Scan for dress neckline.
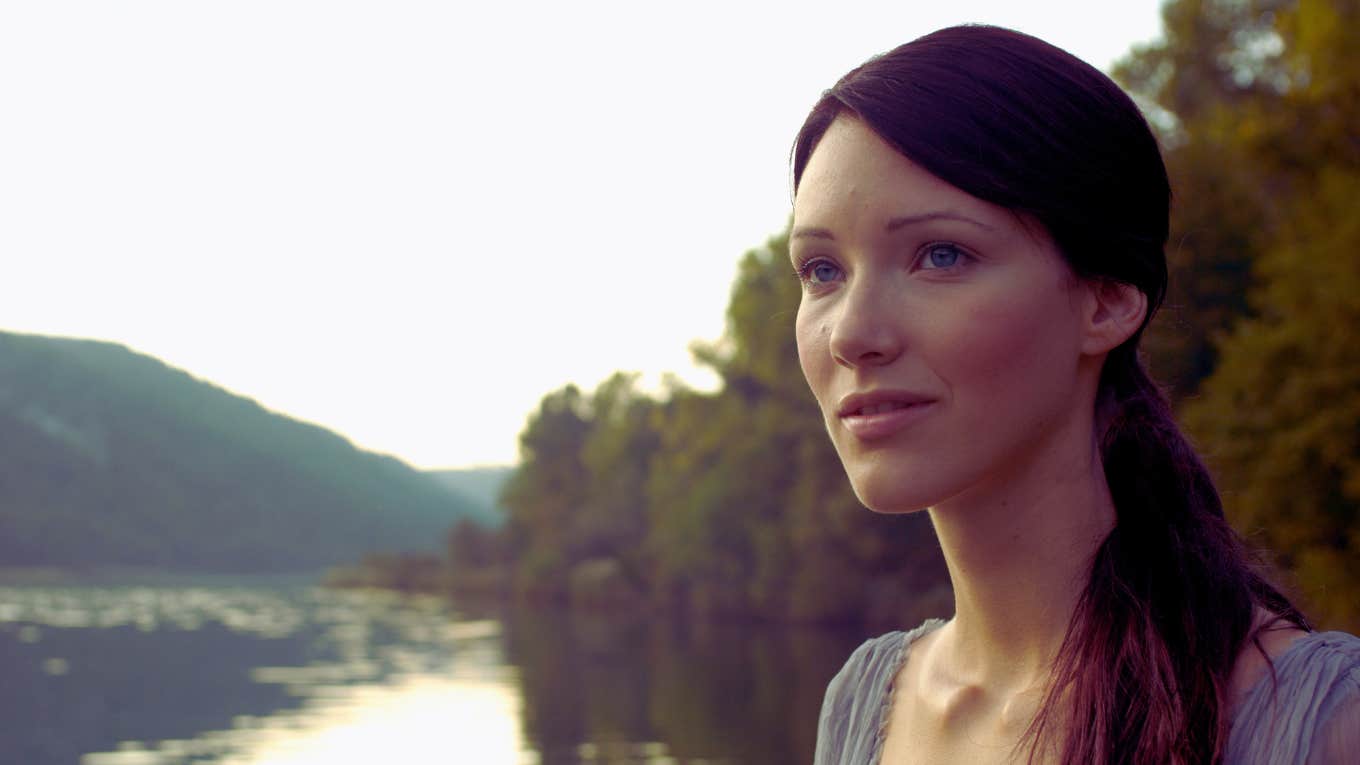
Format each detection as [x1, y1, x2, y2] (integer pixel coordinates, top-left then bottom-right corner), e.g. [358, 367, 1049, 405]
[871, 618, 1327, 764]
[870, 618, 946, 764]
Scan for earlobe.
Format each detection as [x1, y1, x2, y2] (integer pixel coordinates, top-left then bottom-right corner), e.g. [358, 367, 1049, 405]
[1081, 279, 1147, 355]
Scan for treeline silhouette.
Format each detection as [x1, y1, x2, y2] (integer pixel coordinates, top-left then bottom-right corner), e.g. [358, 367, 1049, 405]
[409, 0, 1360, 630]
[0, 332, 489, 571]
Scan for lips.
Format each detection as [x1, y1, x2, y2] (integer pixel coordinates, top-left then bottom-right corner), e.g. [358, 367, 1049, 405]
[837, 390, 935, 418]
[836, 390, 936, 440]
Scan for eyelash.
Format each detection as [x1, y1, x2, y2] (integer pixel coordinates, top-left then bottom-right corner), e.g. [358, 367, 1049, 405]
[793, 258, 840, 286]
[794, 242, 971, 288]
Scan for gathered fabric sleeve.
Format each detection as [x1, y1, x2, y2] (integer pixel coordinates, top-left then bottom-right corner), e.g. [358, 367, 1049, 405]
[815, 620, 945, 765]
[815, 631, 905, 765]
[1305, 695, 1360, 765]
[1226, 631, 1360, 765]
[1303, 648, 1360, 765]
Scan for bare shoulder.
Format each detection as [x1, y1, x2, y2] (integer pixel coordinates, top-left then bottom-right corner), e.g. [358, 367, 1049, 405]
[1224, 614, 1360, 762]
[1226, 608, 1310, 714]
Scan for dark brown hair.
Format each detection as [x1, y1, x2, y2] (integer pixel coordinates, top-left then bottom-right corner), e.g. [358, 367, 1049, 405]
[792, 25, 1309, 764]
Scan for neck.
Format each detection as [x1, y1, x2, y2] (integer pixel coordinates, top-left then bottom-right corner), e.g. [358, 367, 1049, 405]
[927, 420, 1115, 692]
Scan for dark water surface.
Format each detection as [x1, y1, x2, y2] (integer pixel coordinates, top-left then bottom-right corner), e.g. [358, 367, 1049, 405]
[0, 574, 865, 764]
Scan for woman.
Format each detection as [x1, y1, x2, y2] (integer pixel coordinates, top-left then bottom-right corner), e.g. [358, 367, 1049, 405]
[792, 25, 1360, 765]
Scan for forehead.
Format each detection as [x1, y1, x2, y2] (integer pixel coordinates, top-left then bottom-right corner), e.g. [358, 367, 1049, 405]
[793, 116, 1004, 230]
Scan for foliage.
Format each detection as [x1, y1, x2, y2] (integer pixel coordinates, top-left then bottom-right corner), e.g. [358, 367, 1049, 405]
[1114, 0, 1291, 398]
[324, 552, 447, 592]
[1119, 0, 1360, 628]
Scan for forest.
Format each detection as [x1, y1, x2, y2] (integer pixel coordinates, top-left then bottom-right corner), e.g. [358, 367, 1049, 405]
[436, 0, 1360, 631]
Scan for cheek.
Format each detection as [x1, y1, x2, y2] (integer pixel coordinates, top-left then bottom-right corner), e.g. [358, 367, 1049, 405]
[795, 303, 830, 399]
[942, 288, 1079, 407]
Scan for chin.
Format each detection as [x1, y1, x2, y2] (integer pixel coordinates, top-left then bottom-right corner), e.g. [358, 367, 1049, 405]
[845, 471, 941, 515]
[839, 444, 987, 514]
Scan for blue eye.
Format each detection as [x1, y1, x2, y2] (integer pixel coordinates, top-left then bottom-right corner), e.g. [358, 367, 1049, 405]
[797, 259, 843, 288]
[921, 243, 965, 270]
[811, 262, 842, 282]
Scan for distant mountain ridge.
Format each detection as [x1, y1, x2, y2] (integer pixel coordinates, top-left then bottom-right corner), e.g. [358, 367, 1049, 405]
[425, 466, 512, 524]
[0, 331, 483, 571]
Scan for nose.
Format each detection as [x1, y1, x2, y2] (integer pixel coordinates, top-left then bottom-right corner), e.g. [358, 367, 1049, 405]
[827, 277, 904, 369]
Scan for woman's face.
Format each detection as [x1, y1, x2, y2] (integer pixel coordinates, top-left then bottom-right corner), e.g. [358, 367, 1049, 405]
[792, 116, 1096, 513]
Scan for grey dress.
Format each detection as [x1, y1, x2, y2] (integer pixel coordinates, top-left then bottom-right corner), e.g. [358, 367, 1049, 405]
[815, 620, 1360, 764]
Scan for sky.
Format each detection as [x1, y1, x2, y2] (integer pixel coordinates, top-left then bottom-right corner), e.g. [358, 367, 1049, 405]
[1, 0, 1166, 470]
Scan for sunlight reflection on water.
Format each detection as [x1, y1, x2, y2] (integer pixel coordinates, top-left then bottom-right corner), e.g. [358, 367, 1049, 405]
[1, 579, 742, 765]
[78, 676, 534, 765]
[0, 581, 543, 764]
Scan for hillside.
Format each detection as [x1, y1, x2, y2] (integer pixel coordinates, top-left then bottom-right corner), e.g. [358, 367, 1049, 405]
[425, 466, 512, 525]
[0, 331, 480, 572]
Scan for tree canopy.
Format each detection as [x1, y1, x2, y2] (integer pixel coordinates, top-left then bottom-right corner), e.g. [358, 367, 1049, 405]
[1145, 0, 1360, 628]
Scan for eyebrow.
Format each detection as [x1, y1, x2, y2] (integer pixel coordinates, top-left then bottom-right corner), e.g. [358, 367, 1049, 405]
[791, 211, 995, 241]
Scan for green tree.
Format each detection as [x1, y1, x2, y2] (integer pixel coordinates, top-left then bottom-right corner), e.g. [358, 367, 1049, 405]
[1114, 0, 1295, 398]
[1185, 168, 1360, 629]
[499, 384, 592, 596]
[448, 516, 502, 571]
[575, 372, 657, 566]
[1172, 0, 1360, 629]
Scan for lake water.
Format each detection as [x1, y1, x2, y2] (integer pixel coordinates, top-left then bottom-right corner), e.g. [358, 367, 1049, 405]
[0, 575, 865, 765]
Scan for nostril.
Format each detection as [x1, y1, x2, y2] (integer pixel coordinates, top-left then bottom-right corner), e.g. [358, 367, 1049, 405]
[835, 338, 901, 368]
[827, 303, 904, 368]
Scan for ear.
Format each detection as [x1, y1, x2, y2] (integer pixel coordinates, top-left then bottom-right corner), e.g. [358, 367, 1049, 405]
[1080, 279, 1147, 356]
